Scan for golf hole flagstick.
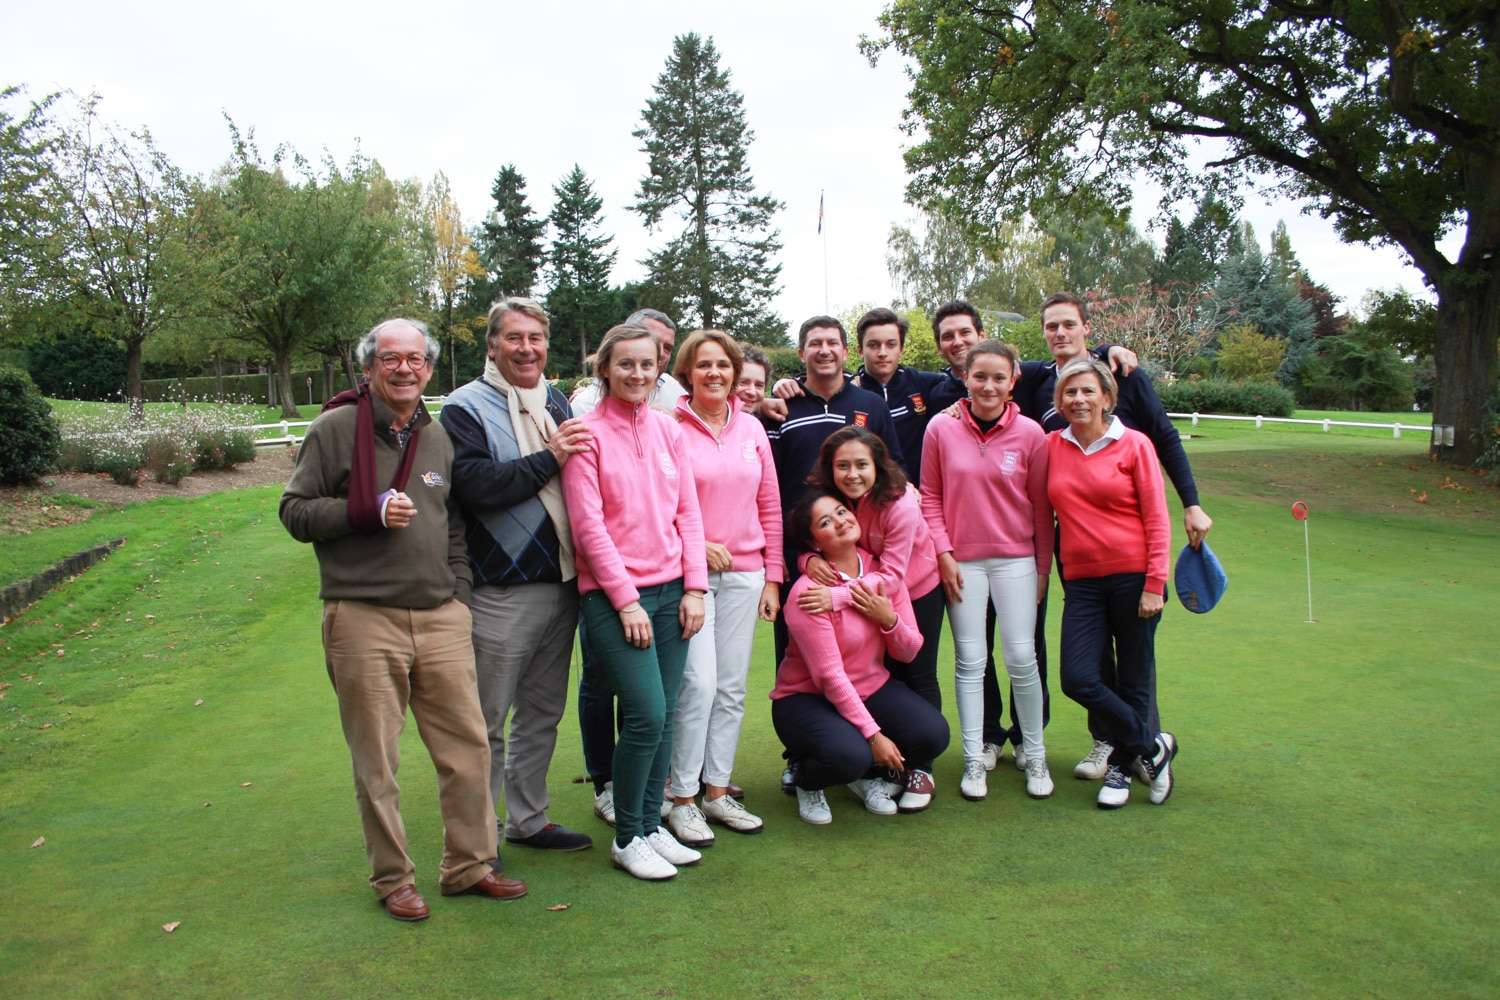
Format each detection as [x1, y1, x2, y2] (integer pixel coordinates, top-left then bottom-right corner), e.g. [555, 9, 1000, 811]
[1291, 500, 1315, 623]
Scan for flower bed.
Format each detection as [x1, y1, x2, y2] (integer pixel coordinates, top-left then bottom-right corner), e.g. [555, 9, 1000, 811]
[56, 406, 261, 485]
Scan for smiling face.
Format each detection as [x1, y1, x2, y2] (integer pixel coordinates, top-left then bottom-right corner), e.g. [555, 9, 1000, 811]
[688, 339, 735, 407]
[808, 494, 860, 554]
[799, 325, 848, 380]
[736, 361, 767, 410]
[860, 323, 904, 382]
[1060, 370, 1112, 432]
[365, 322, 433, 414]
[965, 352, 1016, 419]
[1043, 302, 1090, 364]
[831, 439, 877, 503]
[936, 313, 981, 371]
[605, 335, 658, 406]
[491, 309, 549, 389]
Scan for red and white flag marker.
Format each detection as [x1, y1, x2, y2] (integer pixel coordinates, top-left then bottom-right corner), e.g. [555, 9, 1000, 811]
[1292, 500, 1315, 623]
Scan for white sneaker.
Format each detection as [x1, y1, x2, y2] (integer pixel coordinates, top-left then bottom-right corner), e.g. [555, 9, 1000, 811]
[1133, 732, 1177, 805]
[980, 742, 1003, 771]
[1097, 764, 1131, 809]
[660, 796, 673, 820]
[796, 787, 832, 825]
[611, 835, 676, 880]
[1013, 744, 1029, 771]
[1074, 740, 1113, 780]
[594, 782, 616, 826]
[667, 803, 716, 847]
[1024, 755, 1054, 799]
[645, 826, 702, 866]
[847, 778, 898, 816]
[702, 794, 764, 833]
[959, 760, 988, 800]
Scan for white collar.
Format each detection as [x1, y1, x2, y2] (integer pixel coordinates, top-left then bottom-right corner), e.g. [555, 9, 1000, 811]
[1060, 415, 1125, 455]
[834, 553, 865, 582]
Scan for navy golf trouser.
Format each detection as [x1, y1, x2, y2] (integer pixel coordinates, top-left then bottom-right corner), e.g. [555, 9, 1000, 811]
[772, 677, 950, 791]
[1058, 572, 1159, 764]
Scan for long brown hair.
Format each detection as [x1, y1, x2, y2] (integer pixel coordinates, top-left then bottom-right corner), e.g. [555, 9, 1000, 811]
[808, 426, 907, 508]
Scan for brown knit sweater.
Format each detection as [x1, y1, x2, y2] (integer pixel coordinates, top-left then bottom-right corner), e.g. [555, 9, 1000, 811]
[279, 397, 471, 608]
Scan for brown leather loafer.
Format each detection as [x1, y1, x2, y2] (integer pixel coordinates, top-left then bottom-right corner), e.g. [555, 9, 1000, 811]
[380, 884, 430, 921]
[457, 871, 528, 901]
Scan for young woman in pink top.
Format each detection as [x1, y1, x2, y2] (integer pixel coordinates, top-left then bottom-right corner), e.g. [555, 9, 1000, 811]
[920, 341, 1055, 802]
[561, 323, 710, 881]
[1046, 357, 1178, 810]
[663, 330, 783, 847]
[798, 427, 945, 814]
[771, 492, 950, 825]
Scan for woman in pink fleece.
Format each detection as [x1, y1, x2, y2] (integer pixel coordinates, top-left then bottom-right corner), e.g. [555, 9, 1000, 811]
[771, 492, 950, 826]
[920, 341, 1055, 802]
[1046, 357, 1178, 811]
[561, 323, 710, 881]
[662, 329, 783, 847]
[799, 426, 944, 814]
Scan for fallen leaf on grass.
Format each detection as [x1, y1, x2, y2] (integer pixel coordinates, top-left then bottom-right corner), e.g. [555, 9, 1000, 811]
[240, 782, 253, 788]
[31, 836, 45, 848]
[55, 649, 65, 657]
[193, 698, 204, 707]
[162, 921, 181, 934]
[39, 723, 52, 730]
[202, 801, 212, 807]
[144, 614, 156, 624]
[545, 903, 570, 911]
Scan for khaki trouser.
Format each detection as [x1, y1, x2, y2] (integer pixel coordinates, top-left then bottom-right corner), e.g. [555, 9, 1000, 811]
[322, 598, 495, 898]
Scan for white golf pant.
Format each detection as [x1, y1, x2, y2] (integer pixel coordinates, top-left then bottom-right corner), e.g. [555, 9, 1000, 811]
[669, 569, 764, 798]
[949, 556, 1044, 766]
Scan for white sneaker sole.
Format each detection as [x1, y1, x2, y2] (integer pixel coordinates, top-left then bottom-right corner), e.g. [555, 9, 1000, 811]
[612, 856, 676, 880]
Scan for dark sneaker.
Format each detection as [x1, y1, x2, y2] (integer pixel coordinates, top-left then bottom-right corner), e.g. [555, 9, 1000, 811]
[507, 822, 594, 851]
[897, 768, 935, 813]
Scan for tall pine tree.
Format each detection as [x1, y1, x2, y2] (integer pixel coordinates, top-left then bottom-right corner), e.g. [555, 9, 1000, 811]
[471, 164, 545, 307]
[632, 33, 785, 344]
[545, 166, 617, 376]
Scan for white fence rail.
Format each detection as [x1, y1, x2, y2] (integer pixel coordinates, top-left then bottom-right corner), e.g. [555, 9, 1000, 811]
[251, 396, 449, 447]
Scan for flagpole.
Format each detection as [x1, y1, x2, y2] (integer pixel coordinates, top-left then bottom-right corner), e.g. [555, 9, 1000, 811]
[819, 189, 829, 314]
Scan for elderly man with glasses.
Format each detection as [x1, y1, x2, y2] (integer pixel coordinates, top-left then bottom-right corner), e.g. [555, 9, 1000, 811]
[280, 318, 526, 922]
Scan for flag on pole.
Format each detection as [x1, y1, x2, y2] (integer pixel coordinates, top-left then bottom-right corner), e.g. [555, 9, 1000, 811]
[817, 190, 824, 234]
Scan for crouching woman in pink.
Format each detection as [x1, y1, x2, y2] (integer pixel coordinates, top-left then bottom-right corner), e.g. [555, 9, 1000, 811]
[562, 323, 710, 880]
[771, 492, 950, 826]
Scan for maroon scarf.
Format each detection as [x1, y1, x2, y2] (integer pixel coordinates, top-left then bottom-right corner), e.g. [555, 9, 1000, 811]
[322, 382, 424, 534]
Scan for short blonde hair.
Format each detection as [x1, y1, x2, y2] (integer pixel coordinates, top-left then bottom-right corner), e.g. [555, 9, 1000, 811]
[1053, 357, 1117, 415]
[593, 323, 657, 393]
[673, 329, 744, 393]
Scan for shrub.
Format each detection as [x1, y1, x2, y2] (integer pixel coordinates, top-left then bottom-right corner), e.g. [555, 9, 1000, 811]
[100, 451, 143, 486]
[0, 366, 62, 485]
[1158, 378, 1295, 417]
[147, 436, 194, 485]
[1216, 324, 1287, 380]
[26, 330, 128, 400]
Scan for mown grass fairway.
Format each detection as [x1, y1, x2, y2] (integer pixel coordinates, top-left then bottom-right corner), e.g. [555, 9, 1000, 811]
[2, 425, 1496, 998]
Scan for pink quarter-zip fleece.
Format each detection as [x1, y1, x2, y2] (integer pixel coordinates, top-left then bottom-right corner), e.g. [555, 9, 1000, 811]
[673, 395, 785, 583]
[919, 399, 1053, 577]
[771, 548, 922, 738]
[562, 394, 708, 609]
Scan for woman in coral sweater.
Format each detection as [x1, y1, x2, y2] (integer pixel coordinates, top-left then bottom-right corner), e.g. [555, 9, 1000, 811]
[772, 491, 950, 826]
[1045, 357, 1178, 810]
[561, 323, 709, 880]
[919, 340, 1054, 803]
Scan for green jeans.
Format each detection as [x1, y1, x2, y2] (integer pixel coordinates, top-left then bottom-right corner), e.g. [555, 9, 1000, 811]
[579, 579, 687, 846]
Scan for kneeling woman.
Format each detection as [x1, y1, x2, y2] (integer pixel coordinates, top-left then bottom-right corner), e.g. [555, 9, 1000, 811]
[562, 323, 710, 879]
[1046, 357, 1178, 809]
[771, 492, 950, 825]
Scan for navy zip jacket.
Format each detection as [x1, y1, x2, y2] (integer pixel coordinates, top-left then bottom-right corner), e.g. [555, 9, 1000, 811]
[766, 374, 904, 511]
[851, 365, 945, 485]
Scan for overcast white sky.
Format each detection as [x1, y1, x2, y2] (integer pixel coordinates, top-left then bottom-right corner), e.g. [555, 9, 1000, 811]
[4, 0, 1443, 331]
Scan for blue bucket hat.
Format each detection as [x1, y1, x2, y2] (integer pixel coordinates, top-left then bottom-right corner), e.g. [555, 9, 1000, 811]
[1175, 540, 1227, 614]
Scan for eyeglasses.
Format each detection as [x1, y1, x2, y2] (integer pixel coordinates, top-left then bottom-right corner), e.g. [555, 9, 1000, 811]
[376, 352, 429, 371]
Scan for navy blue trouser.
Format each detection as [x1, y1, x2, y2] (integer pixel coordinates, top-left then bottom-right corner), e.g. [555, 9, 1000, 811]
[884, 584, 945, 772]
[771, 677, 950, 791]
[1058, 572, 1159, 763]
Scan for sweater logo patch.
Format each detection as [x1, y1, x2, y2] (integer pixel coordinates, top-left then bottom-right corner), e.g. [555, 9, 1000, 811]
[741, 439, 758, 463]
[852, 411, 869, 428]
[909, 393, 926, 415]
[659, 451, 678, 478]
[1000, 450, 1019, 475]
[420, 470, 447, 488]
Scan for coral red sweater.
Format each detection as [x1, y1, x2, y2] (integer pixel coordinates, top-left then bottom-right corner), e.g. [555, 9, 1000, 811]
[1045, 421, 1170, 595]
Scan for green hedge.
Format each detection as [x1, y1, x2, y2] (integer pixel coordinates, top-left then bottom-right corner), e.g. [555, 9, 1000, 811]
[1158, 378, 1295, 417]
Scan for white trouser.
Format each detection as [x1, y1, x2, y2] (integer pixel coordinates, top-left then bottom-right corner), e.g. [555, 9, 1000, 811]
[948, 556, 1043, 766]
[669, 569, 765, 798]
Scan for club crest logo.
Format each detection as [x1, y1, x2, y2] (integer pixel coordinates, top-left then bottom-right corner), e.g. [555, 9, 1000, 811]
[741, 439, 758, 463]
[910, 393, 927, 415]
[1000, 450, 1019, 475]
[659, 451, 678, 478]
[420, 470, 447, 487]
[852, 411, 869, 428]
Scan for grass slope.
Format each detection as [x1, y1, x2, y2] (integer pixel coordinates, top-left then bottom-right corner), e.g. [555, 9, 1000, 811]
[1, 428, 1496, 999]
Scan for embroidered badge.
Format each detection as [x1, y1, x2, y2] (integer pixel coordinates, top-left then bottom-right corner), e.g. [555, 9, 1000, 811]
[659, 451, 678, 477]
[910, 393, 927, 415]
[420, 470, 447, 487]
[741, 439, 758, 463]
[1000, 450, 1019, 475]
[852, 411, 869, 428]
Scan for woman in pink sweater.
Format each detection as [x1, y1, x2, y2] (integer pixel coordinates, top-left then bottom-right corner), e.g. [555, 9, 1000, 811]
[799, 426, 944, 814]
[920, 340, 1055, 802]
[663, 329, 783, 847]
[1045, 357, 1178, 810]
[562, 323, 710, 881]
[771, 492, 950, 826]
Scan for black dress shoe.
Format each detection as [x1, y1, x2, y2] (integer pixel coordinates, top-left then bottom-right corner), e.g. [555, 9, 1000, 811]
[506, 822, 594, 851]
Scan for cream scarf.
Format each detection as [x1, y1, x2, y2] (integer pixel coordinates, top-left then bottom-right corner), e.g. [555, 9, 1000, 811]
[483, 358, 575, 580]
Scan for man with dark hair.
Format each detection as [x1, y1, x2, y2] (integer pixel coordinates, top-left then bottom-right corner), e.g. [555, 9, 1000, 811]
[849, 307, 946, 483]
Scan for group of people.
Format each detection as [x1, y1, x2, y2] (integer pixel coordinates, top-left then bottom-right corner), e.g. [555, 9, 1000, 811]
[281, 291, 1213, 915]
